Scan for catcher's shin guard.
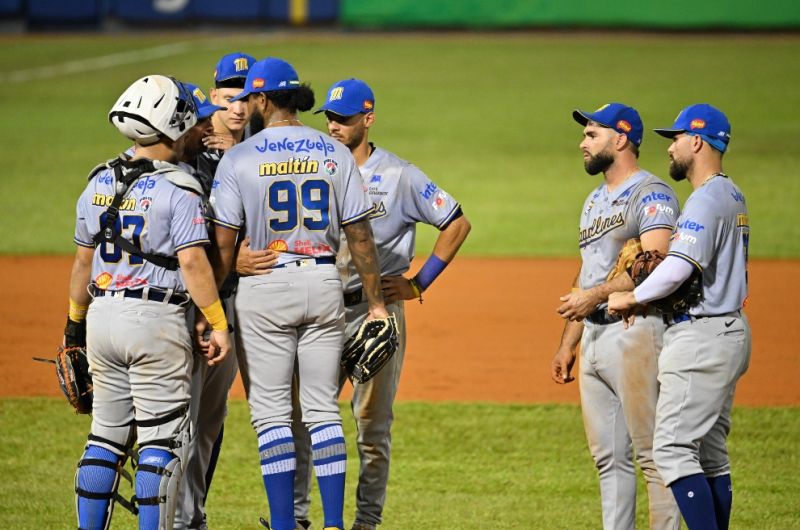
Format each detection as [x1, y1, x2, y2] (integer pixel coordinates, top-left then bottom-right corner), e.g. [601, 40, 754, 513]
[134, 407, 192, 530]
[75, 433, 137, 530]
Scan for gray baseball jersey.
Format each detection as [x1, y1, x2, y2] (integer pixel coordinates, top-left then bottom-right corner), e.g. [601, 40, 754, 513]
[209, 126, 372, 264]
[74, 168, 209, 292]
[666, 175, 749, 316]
[341, 145, 462, 293]
[579, 170, 680, 292]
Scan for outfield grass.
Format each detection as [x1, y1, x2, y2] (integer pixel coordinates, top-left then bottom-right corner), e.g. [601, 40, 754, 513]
[0, 399, 798, 529]
[0, 33, 799, 257]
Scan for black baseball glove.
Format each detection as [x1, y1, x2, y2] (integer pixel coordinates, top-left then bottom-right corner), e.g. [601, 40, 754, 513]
[341, 316, 399, 384]
[627, 250, 702, 313]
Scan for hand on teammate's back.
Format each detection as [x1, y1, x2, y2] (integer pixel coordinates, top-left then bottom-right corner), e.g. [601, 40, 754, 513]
[380, 275, 418, 304]
[235, 237, 279, 275]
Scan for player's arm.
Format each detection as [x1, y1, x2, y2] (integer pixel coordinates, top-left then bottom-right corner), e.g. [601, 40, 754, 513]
[179, 245, 231, 365]
[63, 245, 94, 349]
[551, 267, 583, 384]
[381, 214, 472, 303]
[234, 236, 278, 276]
[343, 219, 389, 319]
[557, 228, 672, 321]
[209, 225, 238, 289]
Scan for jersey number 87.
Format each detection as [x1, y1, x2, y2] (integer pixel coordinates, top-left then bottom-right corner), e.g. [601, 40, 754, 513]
[269, 179, 330, 233]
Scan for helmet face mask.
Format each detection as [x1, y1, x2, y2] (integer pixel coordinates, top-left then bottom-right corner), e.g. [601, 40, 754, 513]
[109, 75, 198, 146]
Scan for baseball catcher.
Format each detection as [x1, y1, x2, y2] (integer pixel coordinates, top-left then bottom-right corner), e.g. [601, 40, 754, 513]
[341, 316, 399, 384]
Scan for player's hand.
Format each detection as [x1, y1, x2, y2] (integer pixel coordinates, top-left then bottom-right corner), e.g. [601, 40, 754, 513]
[207, 329, 231, 366]
[203, 132, 236, 153]
[557, 289, 600, 321]
[380, 275, 418, 304]
[608, 291, 639, 329]
[194, 312, 212, 356]
[551, 347, 577, 384]
[366, 305, 390, 321]
[235, 237, 278, 275]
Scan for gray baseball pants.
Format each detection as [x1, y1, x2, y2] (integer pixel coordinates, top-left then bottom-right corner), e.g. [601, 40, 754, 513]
[293, 299, 406, 528]
[653, 311, 751, 486]
[580, 316, 681, 530]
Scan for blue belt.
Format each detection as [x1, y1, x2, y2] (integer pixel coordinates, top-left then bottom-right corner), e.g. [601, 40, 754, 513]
[662, 311, 691, 326]
[272, 257, 336, 269]
[95, 288, 187, 306]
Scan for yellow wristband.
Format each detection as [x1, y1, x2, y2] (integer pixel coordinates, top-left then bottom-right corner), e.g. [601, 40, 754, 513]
[69, 297, 90, 323]
[572, 287, 580, 293]
[409, 278, 422, 298]
[199, 300, 228, 332]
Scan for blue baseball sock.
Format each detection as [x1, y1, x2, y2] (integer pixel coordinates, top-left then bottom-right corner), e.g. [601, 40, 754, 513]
[136, 448, 173, 530]
[204, 423, 225, 504]
[311, 424, 347, 530]
[670, 473, 719, 530]
[77, 445, 119, 530]
[707, 474, 733, 530]
[259, 426, 297, 530]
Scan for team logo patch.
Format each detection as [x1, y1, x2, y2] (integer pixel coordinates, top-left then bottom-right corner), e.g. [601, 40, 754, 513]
[370, 175, 382, 183]
[192, 87, 207, 103]
[324, 158, 339, 176]
[690, 119, 706, 130]
[252, 78, 265, 89]
[364, 100, 373, 111]
[432, 191, 448, 210]
[140, 196, 153, 213]
[234, 57, 248, 71]
[278, 81, 286, 87]
[645, 203, 673, 217]
[616, 120, 632, 132]
[370, 201, 388, 220]
[95, 272, 113, 291]
[330, 87, 344, 101]
[268, 240, 288, 252]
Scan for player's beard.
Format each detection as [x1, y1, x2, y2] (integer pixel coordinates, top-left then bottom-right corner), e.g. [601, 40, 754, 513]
[669, 156, 692, 182]
[584, 148, 614, 176]
[249, 111, 266, 135]
[338, 125, 365, 149]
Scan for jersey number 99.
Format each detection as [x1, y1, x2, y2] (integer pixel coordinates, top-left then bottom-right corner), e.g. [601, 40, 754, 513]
[268, 179, 330, 233]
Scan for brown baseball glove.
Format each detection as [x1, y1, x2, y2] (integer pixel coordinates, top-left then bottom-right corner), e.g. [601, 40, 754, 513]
[34, 345, 94, 415]
[607, 238, 644, 281]
[627, 250, 702, 312]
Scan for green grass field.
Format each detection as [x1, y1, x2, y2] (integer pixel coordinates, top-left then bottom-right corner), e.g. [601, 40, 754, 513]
[1, 399, 798, 530]
[0, 33, 799, 257]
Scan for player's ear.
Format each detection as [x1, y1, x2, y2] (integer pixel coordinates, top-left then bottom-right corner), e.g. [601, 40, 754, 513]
[209, 87, 217, 103]
[364, 112, 375, 129]
[615, 132, 629, 152]
[691, 134, 704, 154]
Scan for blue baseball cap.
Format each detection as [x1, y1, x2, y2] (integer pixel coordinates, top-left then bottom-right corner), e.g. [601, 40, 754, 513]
[654, 104, 731, 153]
[313, 79, 375, 116]
[573, 103, 644, 147]
[230, 58, 301, 102]
[186, 83, 226, 119]
[214, 52, 257, 85]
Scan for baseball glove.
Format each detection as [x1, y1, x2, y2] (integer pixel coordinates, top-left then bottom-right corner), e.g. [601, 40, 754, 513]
[341, 316, 399, 384]
[627, 250, 702, 313]
[607, 238, 643, 281]
[34, 346, 94, 414]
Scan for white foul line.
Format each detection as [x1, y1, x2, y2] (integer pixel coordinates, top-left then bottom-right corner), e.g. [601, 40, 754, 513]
[0, 42, 193, 84]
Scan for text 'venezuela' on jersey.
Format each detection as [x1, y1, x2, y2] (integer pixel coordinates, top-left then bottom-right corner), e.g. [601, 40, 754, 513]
[579, 170, 681, 293]
[74, 170, 210, 293]
[207, 126, 373, 266]
[339, 146, 462, 293]
[667, 176, 749, 316]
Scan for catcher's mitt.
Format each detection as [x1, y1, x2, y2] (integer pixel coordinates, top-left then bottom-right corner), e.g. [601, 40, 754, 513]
[34, 346, 94, 414]
[341, 316, 399, 384]
[607, 238, 643, 281]
[627, 250, 702, 313]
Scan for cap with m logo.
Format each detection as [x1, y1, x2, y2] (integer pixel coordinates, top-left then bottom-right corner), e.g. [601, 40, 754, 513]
[314, 79, 375, 116]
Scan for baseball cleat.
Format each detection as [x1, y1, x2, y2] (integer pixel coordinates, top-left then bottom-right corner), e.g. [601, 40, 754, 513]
[297, 520, 313, 530]
[351, 524, 375, 530]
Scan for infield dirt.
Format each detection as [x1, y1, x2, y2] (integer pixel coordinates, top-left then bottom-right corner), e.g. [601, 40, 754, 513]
[2, 256, 796, 406]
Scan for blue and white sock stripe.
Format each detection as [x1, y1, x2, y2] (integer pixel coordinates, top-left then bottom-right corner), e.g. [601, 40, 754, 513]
[310, 424, 345, 445]
[315, 459, 347, 477]
[258, 426, 296, 476]
[311, 425, 346, 477]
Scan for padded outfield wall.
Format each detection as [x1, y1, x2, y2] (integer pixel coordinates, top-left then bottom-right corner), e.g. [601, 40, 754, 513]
[341, 0, 800, 29]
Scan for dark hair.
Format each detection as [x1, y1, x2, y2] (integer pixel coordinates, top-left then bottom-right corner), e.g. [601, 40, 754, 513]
[216, 78, 246, 90]
[263, 83, 315, 113]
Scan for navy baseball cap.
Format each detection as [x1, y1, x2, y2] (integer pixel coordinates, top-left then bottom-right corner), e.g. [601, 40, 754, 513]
[214, 52, 257, 85]
[654, 104, 731, 153]
[230, 58, 300, 102]
[186, 83, 226, 119]
[313, 79, 375, 116]
[573, 103, 644, 147]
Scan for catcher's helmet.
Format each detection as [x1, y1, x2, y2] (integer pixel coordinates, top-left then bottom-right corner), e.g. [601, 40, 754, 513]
[109, 75, 198, 146]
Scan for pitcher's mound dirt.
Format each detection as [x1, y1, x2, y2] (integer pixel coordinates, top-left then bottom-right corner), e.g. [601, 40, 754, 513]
[2, 256, 795, 406]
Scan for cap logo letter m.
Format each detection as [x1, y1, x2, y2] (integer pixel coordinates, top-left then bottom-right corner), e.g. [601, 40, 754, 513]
[193, 87, 207, 103]
[234, 58, 248, 71]
[330, 87, 344, 101]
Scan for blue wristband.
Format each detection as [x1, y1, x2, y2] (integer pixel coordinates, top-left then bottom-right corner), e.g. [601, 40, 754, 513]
[414, 255, 448, 292]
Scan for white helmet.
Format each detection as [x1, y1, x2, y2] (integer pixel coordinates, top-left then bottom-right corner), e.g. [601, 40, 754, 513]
[108, 75, 197, 146]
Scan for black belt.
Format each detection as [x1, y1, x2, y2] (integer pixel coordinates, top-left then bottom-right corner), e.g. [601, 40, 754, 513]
[219, 288, 236, 300]
[95, 289, 187, 306]
[272, 257, 336, 269]
[344, 289, 365, 307]
[663, 311, 691, 326]
[585, 308, 622, 326]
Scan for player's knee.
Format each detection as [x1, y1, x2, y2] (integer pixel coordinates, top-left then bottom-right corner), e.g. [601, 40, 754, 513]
[136, 448, 183, 530]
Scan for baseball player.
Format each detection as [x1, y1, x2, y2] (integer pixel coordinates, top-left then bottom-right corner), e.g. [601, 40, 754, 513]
[205, 52, 257, 153]
[207, 58, 389, 530]
[550, 104, 682, 529]
[609, 104, 751, 530]
[291, 79, 471, 530]
[68, 75, 231, 530]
